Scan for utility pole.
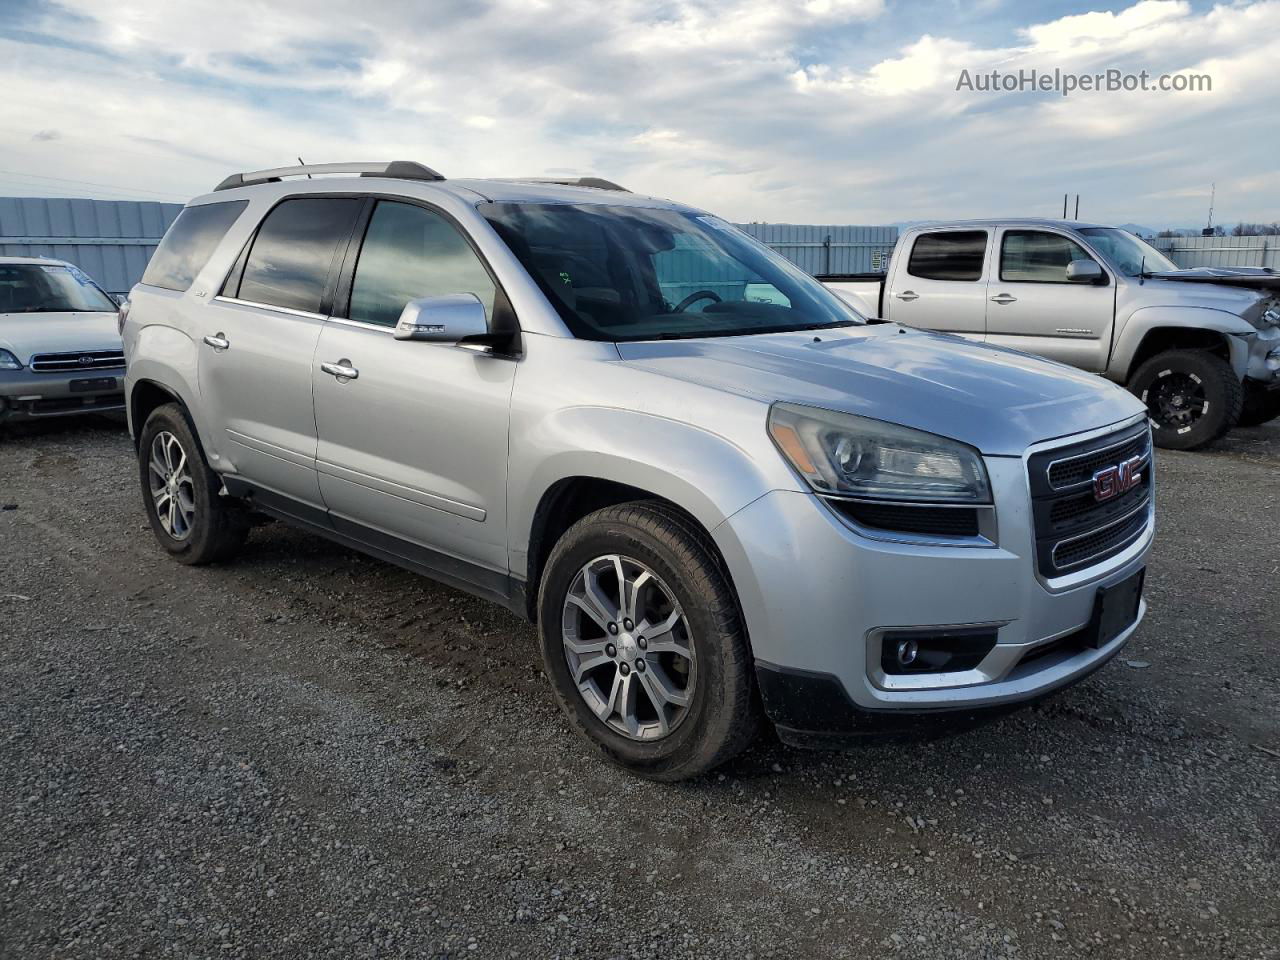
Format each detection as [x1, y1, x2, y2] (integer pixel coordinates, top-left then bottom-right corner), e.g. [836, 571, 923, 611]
[1074, 194, 1080, 220]
[1063, 193, 1068, 218]
[1201, 183, 1216, 236]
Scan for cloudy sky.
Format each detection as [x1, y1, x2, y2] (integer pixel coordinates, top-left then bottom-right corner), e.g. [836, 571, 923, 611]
[0, 0, 1276, 227]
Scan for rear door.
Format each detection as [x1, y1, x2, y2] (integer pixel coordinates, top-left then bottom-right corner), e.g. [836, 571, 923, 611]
[985, 228, 1116, 372]
[202, 196, 364, 514]
[885, 229, 992, 340]
[312, 198, 516, 582]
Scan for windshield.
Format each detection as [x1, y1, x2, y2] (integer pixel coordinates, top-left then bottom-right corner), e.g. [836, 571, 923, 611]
[481, 202, 862, 341]
[1077, 228, 1177, 277]
[0, 263, 117, 314]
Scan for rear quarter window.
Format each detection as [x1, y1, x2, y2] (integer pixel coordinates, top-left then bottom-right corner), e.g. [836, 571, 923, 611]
[906, 231, 989, 282]
[141, 200, 248, 292]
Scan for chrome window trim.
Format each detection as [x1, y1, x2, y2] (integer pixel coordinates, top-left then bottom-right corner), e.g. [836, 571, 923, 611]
[211, 295, 327, 321]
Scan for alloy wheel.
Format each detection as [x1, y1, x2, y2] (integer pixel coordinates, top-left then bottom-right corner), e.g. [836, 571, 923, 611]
[561, 554, 696, 741]
[148, 430, 196, 541]
[1143, 369, 1208, 433]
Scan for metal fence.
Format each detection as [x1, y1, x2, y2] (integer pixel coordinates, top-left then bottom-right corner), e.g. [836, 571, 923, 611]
[0, 197, 183, 296]
[734, 223, 899, 275]
[1149, 236, 1279, 270]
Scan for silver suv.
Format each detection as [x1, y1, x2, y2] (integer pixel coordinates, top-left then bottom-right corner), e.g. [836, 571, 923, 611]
[123, 161, 1154, 780]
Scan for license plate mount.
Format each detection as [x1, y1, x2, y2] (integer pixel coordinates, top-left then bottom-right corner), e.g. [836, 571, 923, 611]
[1086, 568, 1145, 649]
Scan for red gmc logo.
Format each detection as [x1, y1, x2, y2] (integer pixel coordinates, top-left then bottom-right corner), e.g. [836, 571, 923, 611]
[1093, 455, 1143, 502]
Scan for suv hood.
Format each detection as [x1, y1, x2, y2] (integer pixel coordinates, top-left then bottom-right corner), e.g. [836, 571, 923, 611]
[0, 312, 122, 364]
[616, 325, 1144, 456]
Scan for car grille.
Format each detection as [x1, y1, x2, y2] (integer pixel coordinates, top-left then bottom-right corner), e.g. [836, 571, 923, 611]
[1028, 422, 1153, 578]
[29, 350, 126, 373]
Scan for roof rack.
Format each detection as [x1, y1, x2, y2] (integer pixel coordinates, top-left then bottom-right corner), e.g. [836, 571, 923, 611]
[214, 161, 445, 192]
[504, 177, 630, 193]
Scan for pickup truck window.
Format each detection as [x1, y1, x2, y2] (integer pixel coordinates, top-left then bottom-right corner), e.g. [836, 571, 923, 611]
[481, 202, 858, 341]
[906, 231, 987, 282]
[349, 201, 497, 327]
[1000, 230, 1094, 283]
[1076, 228, 1177, 277]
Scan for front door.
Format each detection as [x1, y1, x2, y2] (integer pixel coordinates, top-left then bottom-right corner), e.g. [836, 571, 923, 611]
[984, 228, 1117, 372]
[312, 199, 516, 583]
[201, 196, 364, 512]
[886, 229, 992, 340]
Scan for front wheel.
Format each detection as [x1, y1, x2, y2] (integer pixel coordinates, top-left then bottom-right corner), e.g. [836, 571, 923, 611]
[537, 502, 760, 781]
[137, 403, 248, 564]
[1127, 350, 1243, 450]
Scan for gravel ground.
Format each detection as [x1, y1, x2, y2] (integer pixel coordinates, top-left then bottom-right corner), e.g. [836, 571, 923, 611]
[0, 416, 1277, 959]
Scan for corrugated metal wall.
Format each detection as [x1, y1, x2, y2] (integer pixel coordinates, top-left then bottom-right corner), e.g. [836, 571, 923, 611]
[1149, 236, 1280, 270]
[0, 197, 183, 296]
[734, 223, 899, 275]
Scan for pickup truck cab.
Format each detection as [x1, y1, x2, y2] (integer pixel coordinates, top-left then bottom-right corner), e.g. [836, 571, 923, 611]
[823, 219, 1280, 449]
[123, 165, 1154, 780]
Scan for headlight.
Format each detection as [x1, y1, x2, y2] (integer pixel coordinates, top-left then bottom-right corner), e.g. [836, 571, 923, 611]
[0, 349, 23, 371]
[768, 403, 991, 503]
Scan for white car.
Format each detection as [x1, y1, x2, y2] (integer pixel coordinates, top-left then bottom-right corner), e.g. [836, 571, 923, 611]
[0, 256, 126, 422]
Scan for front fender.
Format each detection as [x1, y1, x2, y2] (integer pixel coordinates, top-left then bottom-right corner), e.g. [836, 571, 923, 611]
[1110, 306, 1253, 381]
[508, 404, 796, 577]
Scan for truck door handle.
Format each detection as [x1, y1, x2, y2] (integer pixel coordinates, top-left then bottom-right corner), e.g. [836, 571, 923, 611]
[320, 359, 359, 381]
[895, 291, 919, 302]
[990, 294, 1018, 305]
[202, 333, 230, 351]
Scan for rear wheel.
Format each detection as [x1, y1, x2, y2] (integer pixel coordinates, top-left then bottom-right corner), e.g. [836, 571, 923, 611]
[1238, 382, 1280, 428]
[137, 403, 248, 564]
[537, 502, 760, 781]
[1127, 350, 1242, 450]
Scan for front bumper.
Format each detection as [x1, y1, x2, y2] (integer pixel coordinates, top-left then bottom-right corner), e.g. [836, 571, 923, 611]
[0, 367, 125, 419]
[714, 419, 1153, 737]
[1244, 325, 1280, 383]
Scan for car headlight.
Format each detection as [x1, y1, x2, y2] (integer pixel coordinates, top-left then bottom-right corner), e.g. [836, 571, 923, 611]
[768, 403, 991, 503]
[0, 349, 23, 371]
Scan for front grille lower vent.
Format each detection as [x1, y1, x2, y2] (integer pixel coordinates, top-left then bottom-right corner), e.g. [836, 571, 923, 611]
[830, 499, 981, 538]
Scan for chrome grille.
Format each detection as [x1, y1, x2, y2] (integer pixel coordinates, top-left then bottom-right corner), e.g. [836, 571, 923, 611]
[1028, 423, 1153, 578]
[29, 350, 126, 373]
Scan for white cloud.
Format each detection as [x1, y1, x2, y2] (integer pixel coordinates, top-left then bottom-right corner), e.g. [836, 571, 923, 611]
[0, 0, 1276, 227]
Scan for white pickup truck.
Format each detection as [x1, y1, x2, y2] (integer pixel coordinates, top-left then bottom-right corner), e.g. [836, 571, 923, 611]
[822, 219, 1280, 449]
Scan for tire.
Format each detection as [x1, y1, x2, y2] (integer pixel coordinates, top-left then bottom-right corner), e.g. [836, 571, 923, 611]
[137, 403, 248, 564]
[537, 501, 760, 781]
[1238, 382, 1280, 428]
[1127, 350, 1243, 451]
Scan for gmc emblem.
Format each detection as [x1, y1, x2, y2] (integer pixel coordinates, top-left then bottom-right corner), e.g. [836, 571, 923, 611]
[1093, 455, 1143, 502]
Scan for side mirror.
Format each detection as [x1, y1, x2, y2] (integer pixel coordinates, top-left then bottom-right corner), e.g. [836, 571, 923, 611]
[1065, 259, 1105, 284]
[394, 294, 489, 344]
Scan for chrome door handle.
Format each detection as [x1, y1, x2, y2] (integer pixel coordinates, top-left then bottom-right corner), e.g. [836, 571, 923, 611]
[895, 291, 919, 302]
[990, 294, 1018, 305]
[320, 359, 359, 381]
[203, 333, 230, 350]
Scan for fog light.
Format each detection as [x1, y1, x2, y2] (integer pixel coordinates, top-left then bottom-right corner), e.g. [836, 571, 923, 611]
[880, 627, 999, 675]
[896, 638, 919, 667]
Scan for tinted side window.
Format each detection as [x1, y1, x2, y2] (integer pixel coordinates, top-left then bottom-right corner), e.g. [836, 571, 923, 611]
[141, 200, 247, 292]
[237, 198, 363, 313]
[348, 201, 496, 327]
[906, 231, 988, 282]
[1000, 231, 1094, 283]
